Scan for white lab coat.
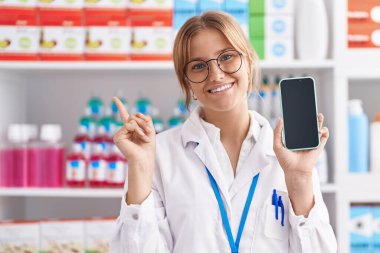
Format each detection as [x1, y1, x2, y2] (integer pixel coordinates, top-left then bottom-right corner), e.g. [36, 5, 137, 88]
[111, 107, 337, 253]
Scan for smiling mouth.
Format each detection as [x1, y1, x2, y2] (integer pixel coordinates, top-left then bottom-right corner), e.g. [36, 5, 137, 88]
[208, 82, 234, 93]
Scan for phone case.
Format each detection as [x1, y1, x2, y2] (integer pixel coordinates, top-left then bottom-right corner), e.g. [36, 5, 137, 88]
[279, 76, 320, 151]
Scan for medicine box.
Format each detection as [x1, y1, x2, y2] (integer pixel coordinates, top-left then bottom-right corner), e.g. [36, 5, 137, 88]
[350, 205, 372, 253]
[0, 221, 39, 253]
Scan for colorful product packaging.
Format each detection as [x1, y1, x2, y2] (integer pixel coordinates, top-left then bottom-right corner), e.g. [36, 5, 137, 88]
[129, 11, 173, 61]
[40, 220, 85, 253]
[39, 10, 85, 60]
[199, 0, 223, 12]
[350, 205, 372, 253]
[0, 9, 39, 60]
[84, 10, 130, 60]
[84, 0, 127, 10]
[129, 0, 173, 10]
[374, 206, 380, 253]
[249, 0, 294, 15]
[0, 221, 39, 253]
[84, 218, 116, 253]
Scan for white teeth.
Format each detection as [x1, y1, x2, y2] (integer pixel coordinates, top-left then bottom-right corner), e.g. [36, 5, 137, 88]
[209, 83, 233, 93]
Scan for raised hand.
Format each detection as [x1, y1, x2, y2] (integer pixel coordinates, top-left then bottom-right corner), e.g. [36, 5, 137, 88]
[112, 96, 156, 204]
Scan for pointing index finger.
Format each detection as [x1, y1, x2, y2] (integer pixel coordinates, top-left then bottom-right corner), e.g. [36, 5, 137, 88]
[113, 96, 129, 123]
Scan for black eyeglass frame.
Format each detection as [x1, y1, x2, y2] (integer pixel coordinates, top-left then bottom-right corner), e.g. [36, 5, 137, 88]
[183, 49, 243, 84]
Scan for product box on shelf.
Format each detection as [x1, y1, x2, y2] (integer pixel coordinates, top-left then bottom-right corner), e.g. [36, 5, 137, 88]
[84, 218, 116, 253]
[84, 9, 130, 60]
[40, 220, 85, 253]
[38, 10, 85, 60]
[0, 0, 37, 9]
[37, 0, 83, 10]
[199, 0, 223, 13]
[173, 9, 196, 33]
[129, 11, 173, 61]
[84, 0, 127, 10]
[0, 220, 39, 253]
[129, 0, 173, 11]
[224, 0, 247, 12]
[350, 205, 372, 253]
[374, 206, 380, 253]
[0, 9, 39, 60]
[249, 0, 294, 15]
[250, 37, 292, 60]
[249, 14, 293, 38]
[174, 0, 197, 11]
[348, 0, 380, 25]
[348, 23, 380, 48]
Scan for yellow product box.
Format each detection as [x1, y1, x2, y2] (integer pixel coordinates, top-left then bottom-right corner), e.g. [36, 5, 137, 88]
[0, 221, 39, 253]
[130, 11, 173, 61]
[40, 220, 85, 253]
[84, 218, 116, 253]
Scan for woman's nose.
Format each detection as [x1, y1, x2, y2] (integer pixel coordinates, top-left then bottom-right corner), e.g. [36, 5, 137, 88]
[208, 60, 225, 82]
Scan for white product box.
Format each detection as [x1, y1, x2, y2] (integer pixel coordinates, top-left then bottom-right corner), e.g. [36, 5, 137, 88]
[128, 0, 173, 10]
[40, 26, 85, 55]
[38, 0, 83, 9]
[40, 220, 85, 253]
[265, 38, 293, 60]
[85, 219, 116, 253]
[0, 26, 39, 54]
[266, 0, 294, 14]
[0, 0, 37, 8]
[84, 0, 127, 9]
[85, 27, 131, 55]
[0, 221, 39, 253]
[265, 15, 293, 38]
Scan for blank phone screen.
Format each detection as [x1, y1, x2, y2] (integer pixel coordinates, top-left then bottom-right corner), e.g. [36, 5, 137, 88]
[280, 77, 319, 150]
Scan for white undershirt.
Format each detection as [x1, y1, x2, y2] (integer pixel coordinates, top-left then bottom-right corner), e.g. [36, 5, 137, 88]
[199, 111, 261, 191]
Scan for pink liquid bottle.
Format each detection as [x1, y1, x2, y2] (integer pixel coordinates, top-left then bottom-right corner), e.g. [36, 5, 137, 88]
[93, 125, 112, 155]
[66, 143, 87, 188]
[39, 125, 65, 188]
[7, 125, 31, 187]
[106, 144, 127, 188]
[74, 125, 92, 160]
[88, 143, 107, 188]
[0, 139, 10, 187]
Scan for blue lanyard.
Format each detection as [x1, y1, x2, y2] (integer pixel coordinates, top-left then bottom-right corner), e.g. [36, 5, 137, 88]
[206, 167, 260, 253]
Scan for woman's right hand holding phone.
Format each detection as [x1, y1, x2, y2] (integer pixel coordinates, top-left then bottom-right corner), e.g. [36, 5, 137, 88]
[112, 97, 156, 205]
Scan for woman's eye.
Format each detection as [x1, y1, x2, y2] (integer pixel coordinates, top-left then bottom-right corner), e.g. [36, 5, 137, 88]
[192, 63, 207, 70]
[220, 54, 232, 61]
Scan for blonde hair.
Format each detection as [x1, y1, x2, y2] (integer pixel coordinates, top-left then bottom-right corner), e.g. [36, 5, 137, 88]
[173, 11, 261, 109]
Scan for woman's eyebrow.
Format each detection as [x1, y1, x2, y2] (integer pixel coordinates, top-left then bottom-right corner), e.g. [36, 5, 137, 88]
[188, 47, 235, 62]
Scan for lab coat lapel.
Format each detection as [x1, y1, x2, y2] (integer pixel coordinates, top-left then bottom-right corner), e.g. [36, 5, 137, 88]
[230, 111, 276, 199]
[181, 107, 232, 212]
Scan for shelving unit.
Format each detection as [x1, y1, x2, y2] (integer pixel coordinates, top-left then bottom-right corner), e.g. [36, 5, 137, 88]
[1, 0, 380, 251]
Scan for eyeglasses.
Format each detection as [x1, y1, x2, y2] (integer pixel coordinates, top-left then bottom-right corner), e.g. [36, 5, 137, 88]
[183, 49, 243, 83]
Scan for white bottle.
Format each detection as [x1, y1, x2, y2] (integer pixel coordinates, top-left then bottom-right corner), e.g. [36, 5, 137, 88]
[295, 0, 328, 59]
[370, 113, 380, 173]
[316, 149, 328, 184]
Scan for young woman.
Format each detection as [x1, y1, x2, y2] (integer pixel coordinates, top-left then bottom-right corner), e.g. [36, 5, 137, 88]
[111, 11, 337, 253]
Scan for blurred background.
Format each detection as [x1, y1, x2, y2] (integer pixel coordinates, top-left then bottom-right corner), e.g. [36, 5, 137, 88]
[0, 0, 379, 252]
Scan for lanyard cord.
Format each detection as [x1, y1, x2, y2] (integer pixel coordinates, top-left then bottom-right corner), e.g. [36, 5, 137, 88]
[206, 168, 260, 253]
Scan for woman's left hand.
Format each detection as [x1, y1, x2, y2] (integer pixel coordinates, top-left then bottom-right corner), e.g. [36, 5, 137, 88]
[273, 113, 329, 216]
[273, 113, 329, 177]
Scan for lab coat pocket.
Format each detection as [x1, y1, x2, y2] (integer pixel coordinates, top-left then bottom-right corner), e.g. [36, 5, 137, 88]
[264, 191, 290, 241]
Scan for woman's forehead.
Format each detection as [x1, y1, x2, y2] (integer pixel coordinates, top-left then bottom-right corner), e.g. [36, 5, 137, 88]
[188, 28, 233, 59]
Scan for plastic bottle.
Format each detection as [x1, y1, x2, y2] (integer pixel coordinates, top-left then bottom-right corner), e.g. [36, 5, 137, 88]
[74, 125, 92, 159]
[248, 90, 259, 112]
[316, 149, 329, 184]
[98, 108, 118, 138]
[66, 143, 87, 187]
[370, 113, 380, 173]
[259, 76, 272, 120]
[88, 143, 107, 187]
[87, 95, 104, 120]
[8, 124, 32, 187]
[135, 97, 152, 115]
[79, 108, 97, 138]
[296, 0, 328, 60]
[167, 108, 185, 129]
[38, 125, 65, 187]
[106, 144, 127, 188]
[348, 99, 369, 173]
[93, 125, 113, 155]
[151, 107, 165, 133]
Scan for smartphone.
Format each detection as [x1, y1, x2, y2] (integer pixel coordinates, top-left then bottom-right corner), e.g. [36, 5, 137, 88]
[279, 77, 320, 150]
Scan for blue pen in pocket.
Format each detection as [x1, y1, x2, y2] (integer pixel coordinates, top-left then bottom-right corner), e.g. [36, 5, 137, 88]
[272, 189, 279, 220]
[278, 196, 285, 227]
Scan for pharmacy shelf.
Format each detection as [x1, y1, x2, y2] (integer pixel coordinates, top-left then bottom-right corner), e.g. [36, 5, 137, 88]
[0, 60, 335, 73]
[0, 184, 338, 198]
[0, 188, 124, 198]
[343, 51, 380, 79]
[340, 174, 380, 202]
